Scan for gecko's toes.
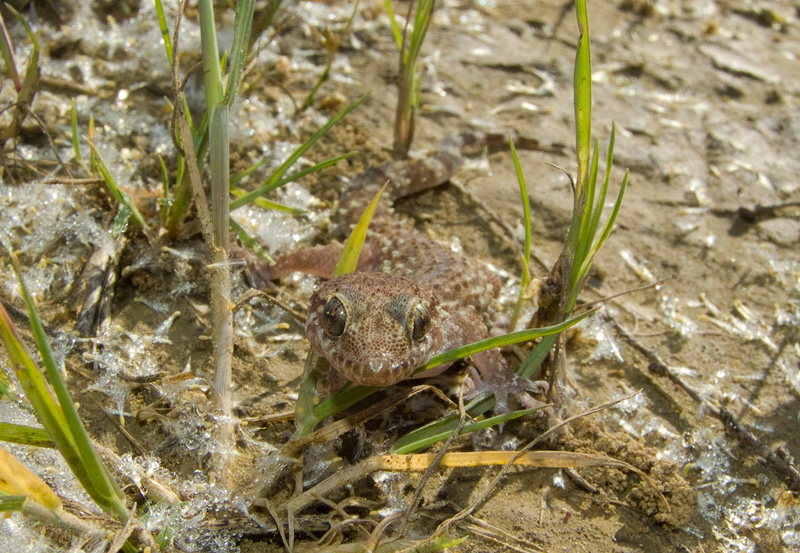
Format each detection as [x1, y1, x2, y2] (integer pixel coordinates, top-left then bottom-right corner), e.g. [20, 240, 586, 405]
[232, 246, 277, 288]
[465, 368, 549, 414]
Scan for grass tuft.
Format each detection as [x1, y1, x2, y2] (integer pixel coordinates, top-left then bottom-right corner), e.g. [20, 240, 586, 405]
[301, 0, 359, 111]
[520, 0, 628, 394]
[0, 4, 39, 146]
[0, 251, 129, 523]
[386, 0, 435, 158]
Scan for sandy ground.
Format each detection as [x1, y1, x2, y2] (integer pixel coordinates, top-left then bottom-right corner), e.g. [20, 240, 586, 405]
[0, 0, 799, 552]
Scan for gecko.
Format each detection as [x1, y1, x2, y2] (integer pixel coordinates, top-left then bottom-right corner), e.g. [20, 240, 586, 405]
[249, 133, 545, 412]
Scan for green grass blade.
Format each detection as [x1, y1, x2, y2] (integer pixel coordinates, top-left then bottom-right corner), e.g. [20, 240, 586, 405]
[209, 104, 230, 247]
[301, 383, 380, 436]
[392, 406, 468, 453]
[154, 0, 173, 63]
[0, 422, 52, 448]
[421, 307, 598, 371]
[155, 504, 184, 550]
[230, 188, 305, 214]
[294, 352, 326, 437]
[0, 303, 72, 440]
[390, 393, 500, 453]
[224, 0, 255, 107]
[230, 152, 354, 211]
[516, 333, 558, 380]
[407, 0, 434, 63]
[70, 99, 81, 163]
[260, 94, 368, 192]
[110, 205, 131, 239]
[228, 217, 274, 263]
[3, 255, 127, 521]
[198, 0, 224, 107]
[509, 138, 531, 331]
[0, 377, 13, 400]
[157, 154, 170, 225]
[432, 536, 469, 551]
[165, 95, 207, 232]
[0, 495, 27, 512]
[164, 95, 207, 233]
[9, 259, 70, 409]
[391, 0, 434, 157]
[301, 62, 332, 112]
[231, 157, 269, 185]
[5, 5, 39, 51]
[335, 181, 387, 276]
[84, 140, 148, 229]
[174, 154, 184, 191]
[393, 405, 545, 454]
[572, 139, 599, 288]
[191, 96, 206, 142]
[581, 169, 628, 278]
[0, 304, 88, 489]
[573, 0, 591, 190]
[585, 127, 615, 254]
[512, 140, 532, 270]
[0, 12, 20, 91]
[383, 0, 403, 50]
[219, 51, 228, 76]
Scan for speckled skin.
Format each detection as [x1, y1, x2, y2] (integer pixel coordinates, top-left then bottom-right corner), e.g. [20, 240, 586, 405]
[256, 134, 536, 409]
[306, 272, 446, 386]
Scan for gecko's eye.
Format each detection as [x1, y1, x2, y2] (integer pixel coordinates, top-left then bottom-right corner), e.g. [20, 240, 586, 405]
[322, 296, 347, 337]
[409, 304, 431, 342]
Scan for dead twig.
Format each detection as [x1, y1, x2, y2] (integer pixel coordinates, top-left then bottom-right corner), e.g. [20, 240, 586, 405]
[316, 517, 375, 547]
[284, 385, 454, 459]
[365, 512, 404, 551]
[22, 107, 74, 179]
[43, 177, 106, 185]
[251, 385, 453, 502]
[435, 390, 668, 536]
[711, 200, 800, 223]
[399, 377, 470, 535]
[72, 235, 125, 337]
[40, 75, 103, 97]
[234, 288, 307, 324]
[578, 278, 669, 311]
[463, 515, 543, 553]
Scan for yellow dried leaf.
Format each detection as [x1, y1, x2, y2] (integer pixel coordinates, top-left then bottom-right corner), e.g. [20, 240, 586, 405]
[0, 447, 62, 511]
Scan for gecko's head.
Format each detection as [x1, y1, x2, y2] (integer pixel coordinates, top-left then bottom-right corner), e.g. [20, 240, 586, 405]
[306, 273, 445, 387]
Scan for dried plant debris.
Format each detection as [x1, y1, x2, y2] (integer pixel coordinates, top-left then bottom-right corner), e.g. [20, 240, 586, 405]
[0, 0, 799, 552]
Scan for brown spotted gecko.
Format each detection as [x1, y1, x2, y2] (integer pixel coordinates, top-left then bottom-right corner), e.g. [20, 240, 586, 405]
[250, 133, 545, 412]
